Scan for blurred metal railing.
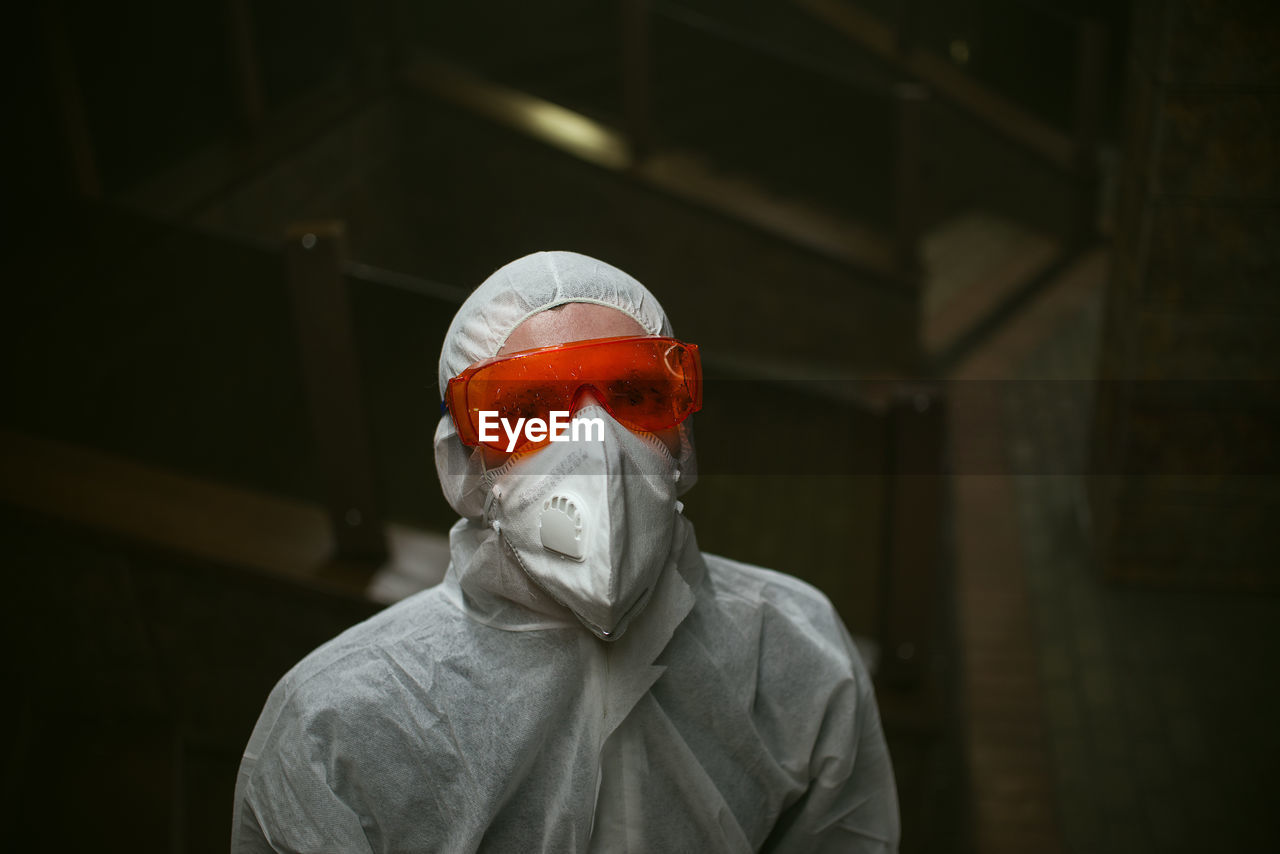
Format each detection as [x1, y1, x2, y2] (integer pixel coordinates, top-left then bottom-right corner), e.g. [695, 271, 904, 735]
[39, 0, 1110, 271]
[799, 0, 1110, 239]
[628, 0, 933, 279]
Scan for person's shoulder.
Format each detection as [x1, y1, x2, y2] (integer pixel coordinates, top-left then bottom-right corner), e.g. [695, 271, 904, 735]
[236, 589, 477, 839]
[696, 552, 865, 672]
[267, 587, 464, 720]
[701, 552, 840, 624]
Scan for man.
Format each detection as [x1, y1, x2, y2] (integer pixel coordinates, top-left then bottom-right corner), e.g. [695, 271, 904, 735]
[231, 251, 900, 852]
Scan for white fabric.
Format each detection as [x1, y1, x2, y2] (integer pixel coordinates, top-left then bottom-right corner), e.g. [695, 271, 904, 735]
[232, 520, 899, 852]
[231, 250, 900, 852]
[480, 404, 681, 640]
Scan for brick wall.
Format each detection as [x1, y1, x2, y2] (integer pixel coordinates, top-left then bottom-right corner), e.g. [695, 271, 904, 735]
[1092, 0, 1280, 590]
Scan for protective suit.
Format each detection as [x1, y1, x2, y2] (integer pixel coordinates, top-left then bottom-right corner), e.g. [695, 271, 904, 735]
[231, 252, 900, 852]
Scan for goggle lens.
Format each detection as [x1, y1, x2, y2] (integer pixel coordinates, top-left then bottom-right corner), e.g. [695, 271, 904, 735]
[446, 336, 702, 452]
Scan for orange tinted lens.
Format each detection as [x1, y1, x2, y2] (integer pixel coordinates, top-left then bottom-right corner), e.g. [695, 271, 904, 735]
[448, 337, 701, 450]
[595, 342, 700, 433]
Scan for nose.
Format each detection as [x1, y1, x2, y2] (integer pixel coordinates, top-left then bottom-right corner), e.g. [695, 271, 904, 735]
[570, 387, 625, 433]
[573, 387, 607, 415]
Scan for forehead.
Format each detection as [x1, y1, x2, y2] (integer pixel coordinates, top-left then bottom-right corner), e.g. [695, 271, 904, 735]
[498, 303, 647, 356]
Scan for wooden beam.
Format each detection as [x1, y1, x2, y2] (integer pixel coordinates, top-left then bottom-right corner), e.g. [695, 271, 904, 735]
[285, 222, 389, 569]
[226, 0, 266, 133]
[40, 0, 101, 197]
[621, 0, 653, 163]
[795, 0, 1078, 173]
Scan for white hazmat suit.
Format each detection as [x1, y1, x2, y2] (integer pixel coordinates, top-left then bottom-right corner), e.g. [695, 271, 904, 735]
[231, 251, 900, 852]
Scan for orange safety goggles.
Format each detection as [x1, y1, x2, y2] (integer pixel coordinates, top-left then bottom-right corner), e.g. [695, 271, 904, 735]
[445, 335, 703, 452]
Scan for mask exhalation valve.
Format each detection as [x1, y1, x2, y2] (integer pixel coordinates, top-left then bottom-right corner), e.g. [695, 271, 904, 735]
[539, 493, 586, 560]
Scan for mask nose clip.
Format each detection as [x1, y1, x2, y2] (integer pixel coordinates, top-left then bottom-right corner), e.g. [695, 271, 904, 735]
[539, 493, 586, 560]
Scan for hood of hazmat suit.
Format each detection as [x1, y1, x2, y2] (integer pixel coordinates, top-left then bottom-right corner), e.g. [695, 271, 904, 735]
[231, 251, 900, 853]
